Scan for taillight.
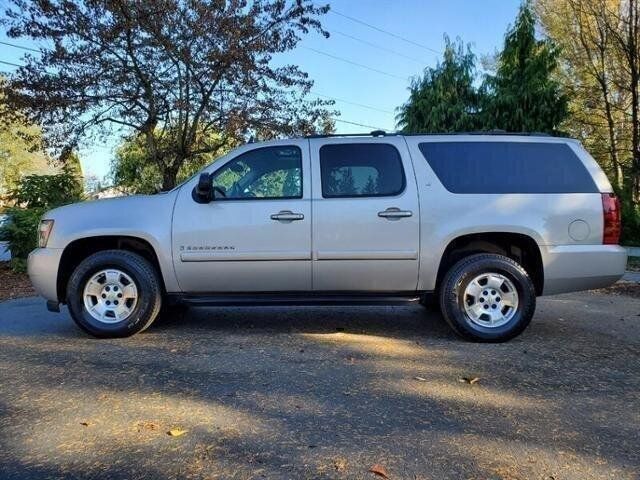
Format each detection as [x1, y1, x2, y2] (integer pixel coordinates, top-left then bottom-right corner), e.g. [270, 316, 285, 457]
[602, 193, 621, 245]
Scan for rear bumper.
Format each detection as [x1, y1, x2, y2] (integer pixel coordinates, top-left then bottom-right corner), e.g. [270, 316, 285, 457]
[27, 248, 63, 302]
[541, 244, 627, 295]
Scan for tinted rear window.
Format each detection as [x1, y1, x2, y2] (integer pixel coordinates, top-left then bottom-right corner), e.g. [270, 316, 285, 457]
[419, 141, 598, 194]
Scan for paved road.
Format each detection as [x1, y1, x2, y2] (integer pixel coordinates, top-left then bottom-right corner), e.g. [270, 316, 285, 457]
[623, 270, 640, 282]
[0, 291, 639, 480]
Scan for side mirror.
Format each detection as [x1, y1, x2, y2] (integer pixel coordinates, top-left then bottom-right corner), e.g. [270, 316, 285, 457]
[192, 173, 213, 204]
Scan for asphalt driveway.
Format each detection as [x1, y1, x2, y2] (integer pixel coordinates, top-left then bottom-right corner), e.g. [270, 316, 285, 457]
[0, 290, 638, 480]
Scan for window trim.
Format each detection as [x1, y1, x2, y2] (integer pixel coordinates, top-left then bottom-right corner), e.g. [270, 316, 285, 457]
[319, 142, 407, 199]
[210, 145, 304, 201]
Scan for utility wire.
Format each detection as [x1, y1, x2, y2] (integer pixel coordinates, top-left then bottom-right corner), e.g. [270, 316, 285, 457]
[0, 40, 41, 53]
[302, 46, 407, 80]
[311, 90, 394, 114]
[326, 7, 442, 55]
[0, 58, 391, 130]
[0, 59, 23, 68]
[330, 29, 429, 64]
[1, 35, 407, 113]
[333, 118, 390, 131]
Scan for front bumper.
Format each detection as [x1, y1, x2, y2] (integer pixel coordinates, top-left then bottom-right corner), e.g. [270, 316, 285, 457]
[541, 244, 627, 295]
[27, 248, 63, 303]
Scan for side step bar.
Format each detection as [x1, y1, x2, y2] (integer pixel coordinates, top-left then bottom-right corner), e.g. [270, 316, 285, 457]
[168, 292, 426, 307]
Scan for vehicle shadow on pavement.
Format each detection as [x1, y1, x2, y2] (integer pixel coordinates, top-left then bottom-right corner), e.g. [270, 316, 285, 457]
[152, 304, 455, 340]
[0, 295, 639, 479]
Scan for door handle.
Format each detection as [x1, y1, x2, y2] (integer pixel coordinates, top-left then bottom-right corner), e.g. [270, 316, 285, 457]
[378, 207, 413, 219]
[270, 210, 304, 221]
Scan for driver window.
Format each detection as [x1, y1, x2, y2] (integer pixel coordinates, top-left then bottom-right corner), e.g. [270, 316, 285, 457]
[211, 146, 302, 200]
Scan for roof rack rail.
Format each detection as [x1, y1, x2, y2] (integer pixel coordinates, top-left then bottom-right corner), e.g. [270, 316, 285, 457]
[402, 130, 553, 137]
[304, 130, 559, 139]
[305, 130, 398, 139]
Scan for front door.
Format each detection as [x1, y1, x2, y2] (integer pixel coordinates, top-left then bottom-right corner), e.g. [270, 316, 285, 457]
[310, 138, 420, 291]
[172, 141, 311, 292]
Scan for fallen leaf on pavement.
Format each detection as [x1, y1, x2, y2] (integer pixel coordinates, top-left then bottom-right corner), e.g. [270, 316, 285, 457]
[369, 463, 390, 478]
[135, 421, 160, 432]
[334, 457, 348, 471]
[167, 428, 188, 437]
[458, 377, 480, 384]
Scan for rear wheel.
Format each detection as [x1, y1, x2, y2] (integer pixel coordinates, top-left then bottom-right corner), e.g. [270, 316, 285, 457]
[66, 250, 162, 338]
[439, 253, 536, 342]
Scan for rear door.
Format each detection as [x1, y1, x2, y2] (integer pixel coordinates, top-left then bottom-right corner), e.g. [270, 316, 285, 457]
[310, 137, 420, 291]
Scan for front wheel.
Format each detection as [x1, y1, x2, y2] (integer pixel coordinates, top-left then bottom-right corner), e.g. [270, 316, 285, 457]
[439, 253, 536, 342]
[66, 250, 163, 338]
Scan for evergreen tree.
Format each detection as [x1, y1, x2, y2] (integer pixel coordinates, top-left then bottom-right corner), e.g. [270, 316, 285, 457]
[336, 168, 357, 195]
[362, 174, 378, 195]
[482, 2, 567, 132]
[396, 37, 483, 133]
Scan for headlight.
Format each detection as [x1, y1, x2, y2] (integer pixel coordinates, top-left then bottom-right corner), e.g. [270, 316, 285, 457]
[38, 219, 54, 248]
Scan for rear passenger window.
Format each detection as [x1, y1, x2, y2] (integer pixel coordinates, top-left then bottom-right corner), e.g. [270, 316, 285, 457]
[419, 141, 598, 194]
[320, 143, 405, 198]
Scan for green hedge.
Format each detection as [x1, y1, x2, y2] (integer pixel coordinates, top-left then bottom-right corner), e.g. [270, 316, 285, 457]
[621, 201, 640, 246]
[0, 207, 45, 272]
[0, 170, 83, 272]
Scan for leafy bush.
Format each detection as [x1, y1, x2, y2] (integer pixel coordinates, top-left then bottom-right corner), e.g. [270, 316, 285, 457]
[0, 169, 83, 271]
[10, 169, 83, 208]
[0, 206, 45, 258]
[621, 201, 640, 246]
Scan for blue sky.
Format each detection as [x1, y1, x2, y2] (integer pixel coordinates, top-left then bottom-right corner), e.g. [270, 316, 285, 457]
[0, 0, 521, 181]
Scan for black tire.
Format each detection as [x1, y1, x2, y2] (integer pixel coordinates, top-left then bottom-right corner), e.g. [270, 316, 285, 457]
[66, 250, 162, 338]
[439, 253, 536, 342]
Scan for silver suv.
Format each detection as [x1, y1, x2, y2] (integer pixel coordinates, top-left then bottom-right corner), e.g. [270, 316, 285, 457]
[28, 133, 627, 341]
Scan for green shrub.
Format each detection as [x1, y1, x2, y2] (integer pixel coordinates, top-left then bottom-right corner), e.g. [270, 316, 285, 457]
[621, 201, 640, 246]
[8, 257, 28, 273]
[0, 206, 46, 261]
[10, 169, 83, 208]
[0, 169, 83, 271]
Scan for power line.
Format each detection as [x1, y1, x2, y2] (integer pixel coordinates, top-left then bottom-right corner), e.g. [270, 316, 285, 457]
[302, 46, 407, 80]
[333, 118, 390, 131]
[330, 29, 428, 65]
[311, 90, 394, 114]
[0, 40, 41, 53]
[0, 57, 390, 129]
[327, 8, 442, 55]
[0, 59, 23, 68]
[0, 51, 394, 129]
[2, 32, 415, 85]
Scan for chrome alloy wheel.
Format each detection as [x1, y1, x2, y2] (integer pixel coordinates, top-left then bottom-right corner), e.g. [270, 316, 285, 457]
[83, 269, 138, 323]
[462, 272, 519, 328]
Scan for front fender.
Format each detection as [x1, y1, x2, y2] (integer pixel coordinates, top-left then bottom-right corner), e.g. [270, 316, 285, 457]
[45, 192, 180, 293]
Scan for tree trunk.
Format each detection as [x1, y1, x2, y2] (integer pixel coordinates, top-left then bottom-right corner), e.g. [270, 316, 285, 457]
[161, 165, 179, 191]
[628, 0, 640, 202]
[602, 93, 622, 189]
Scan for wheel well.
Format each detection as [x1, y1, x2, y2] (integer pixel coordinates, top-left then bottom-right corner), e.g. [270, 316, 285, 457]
[436, 233, 544, 295]
[57, 236, 164, 302]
